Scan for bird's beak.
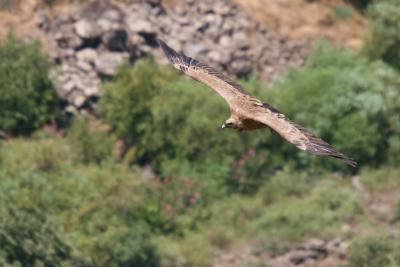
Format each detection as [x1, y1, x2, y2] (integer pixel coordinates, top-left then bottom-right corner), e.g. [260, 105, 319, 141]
[221, 124, 226, 129]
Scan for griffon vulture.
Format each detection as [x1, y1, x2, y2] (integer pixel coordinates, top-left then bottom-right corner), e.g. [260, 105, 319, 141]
[157, 39, 356, 167]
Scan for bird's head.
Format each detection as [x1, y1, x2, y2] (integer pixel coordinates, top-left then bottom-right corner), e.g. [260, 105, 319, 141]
[222, 117, 241, 131]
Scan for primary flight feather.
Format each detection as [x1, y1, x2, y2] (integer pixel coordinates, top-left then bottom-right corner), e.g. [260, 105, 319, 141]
[157, 39, 357, 167]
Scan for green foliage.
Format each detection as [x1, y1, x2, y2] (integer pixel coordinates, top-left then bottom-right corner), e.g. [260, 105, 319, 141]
[0, 204, 86, 267]
[347, 235, 393, 267]
[0, 34, 59, 135]
[156, 234, 213, 267]
[2, 14, 400, 266]
[333, 5, 354, 20]
[0, 138, 162, 267]
[365, 0, 400, 69]
[395, 201, 400, 223]
[257, 167, 315, 205]
[348, 0, 373, 9]
[101, 59, 267, 186]
[253, 183, 362, 254]
[102, 44, 400, 184]
[0, 135, 71, 176]
[68, 116, 115, 164]
[267, 43, 400, 169]
[90, 223, 158, 267]
[1, 133, 399, 267]
[359, 167, 400, 191]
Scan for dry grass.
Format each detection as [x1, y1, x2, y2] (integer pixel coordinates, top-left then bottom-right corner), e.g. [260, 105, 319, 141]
[233, 0, 369, 50]
[0, 0, 369, 52]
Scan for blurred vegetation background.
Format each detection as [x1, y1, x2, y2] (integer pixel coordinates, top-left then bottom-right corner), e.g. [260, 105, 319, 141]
[0, 0, 400, 267]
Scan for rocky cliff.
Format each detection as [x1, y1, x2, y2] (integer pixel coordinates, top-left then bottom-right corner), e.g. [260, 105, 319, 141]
[37, 0, 307, 113]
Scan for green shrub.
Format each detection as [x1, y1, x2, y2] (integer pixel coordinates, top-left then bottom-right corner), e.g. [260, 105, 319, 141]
[347, 235, 393, 267]
[0, 137, 164, 267]
[253, 183, 362, 255]
[0, 135, 71, 176]
[394, 201, 400, 223]
[333, 5, 354, 20]
[90, 223, 159, 267]
[68, 116, 115, 165]
[0, 34, 59, 135]
[267, 43, 400, 169]
[101, 59, 267, 184]
[102, 44, 400, 183]
[365, 0, 400, 69]
[395, 242, 400, 266]
[258, 167, 315, 205]
[0, 204, 86, 267]
[156, 234, 213, 267]
[360, 167, 400, 191]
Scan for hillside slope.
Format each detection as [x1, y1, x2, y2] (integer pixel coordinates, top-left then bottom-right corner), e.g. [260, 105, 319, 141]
[234, 0, 368, 50]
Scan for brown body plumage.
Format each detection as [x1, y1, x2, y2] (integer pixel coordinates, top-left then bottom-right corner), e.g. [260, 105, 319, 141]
[157, 39, 357, 167]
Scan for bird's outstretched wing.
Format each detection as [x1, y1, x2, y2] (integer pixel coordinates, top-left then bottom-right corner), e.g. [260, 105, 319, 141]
[157, 39, 258, 108]
[157, 39, 356, 167]
[250, 104, 357, 167]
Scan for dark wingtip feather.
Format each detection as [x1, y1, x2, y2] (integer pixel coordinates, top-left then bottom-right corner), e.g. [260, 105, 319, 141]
[294, 123, 357, 168]
[156, 38, 181, 65]
[307, 139, 357, 168]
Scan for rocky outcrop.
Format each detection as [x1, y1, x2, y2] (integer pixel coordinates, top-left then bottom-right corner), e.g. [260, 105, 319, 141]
[216, 238, 349, 267]
[39, 0, 308, 113]
[272, 238, 348, 267]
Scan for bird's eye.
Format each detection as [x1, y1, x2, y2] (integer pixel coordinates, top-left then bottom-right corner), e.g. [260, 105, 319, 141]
[226, 122, 234, 127]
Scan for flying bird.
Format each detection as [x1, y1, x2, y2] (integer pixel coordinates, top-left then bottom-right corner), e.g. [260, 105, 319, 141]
[157, 39, 357, 167]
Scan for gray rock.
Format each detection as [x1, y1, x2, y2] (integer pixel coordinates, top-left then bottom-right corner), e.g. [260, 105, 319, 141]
[43, 0, 308, 113]
[97, 18, 113, 32]
[69, 90, 87, 108]
[233, 31, 250, 49]
[289, 250, 315, 265]
[229, 59, 252, 76]
[56, 79, 76, 98]
[75, 60, 93, 73]
[54, 26, 83, 49]
[65, 105, 78, 115]
[83, 85, 100, 97]
[208, 50, 230, 65]
[219, 36, 232, 48]
[95, 52, 129, 76]
[213, 2, 231, 15]
[104, 29, 128, 51]
[127, 18, 153, 33]
[56, 49, 76, 60]
[76, 48, 98, 63]
[183, 42, 207, 56]
[103, 9, 122, 21]
[74, 19, 99, 39]
[36, 11, 50, 30]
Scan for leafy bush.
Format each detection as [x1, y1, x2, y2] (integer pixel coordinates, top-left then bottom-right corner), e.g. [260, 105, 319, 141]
[395, 201, 400, 223]
[257, 167, 315, 205]
[0, 34, 59, 135]
[347, 235, 393, 267]
[0, 204, 86, 267]
[0, 137, 162, 267]
[68, 116, 116, 165]
[333, 5, 354, 20]
[347, 0, 373, 9]
[89, 223, 158, 267]
[102, 44, 400, 182]
[253, 183, 362, 254]
[266, 43, 400, 169]
[365, 0, 400, 69]
[101, 59, 267, 184]
[156, 234, 213, 267]
[360, 167, 400, 191]
[0, 135, 71, 176]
